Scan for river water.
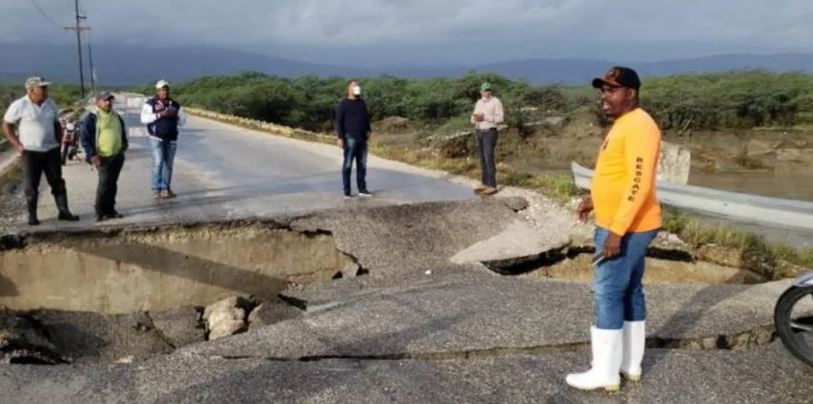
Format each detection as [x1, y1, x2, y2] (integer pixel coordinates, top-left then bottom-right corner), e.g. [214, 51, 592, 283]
[690, 170, 813, 202]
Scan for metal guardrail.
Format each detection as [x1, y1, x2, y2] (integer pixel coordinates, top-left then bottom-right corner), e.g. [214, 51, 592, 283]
[572, 162, 813, 231]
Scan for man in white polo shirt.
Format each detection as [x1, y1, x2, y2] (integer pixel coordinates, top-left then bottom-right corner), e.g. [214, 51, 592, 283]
[2, 76, 79, 225]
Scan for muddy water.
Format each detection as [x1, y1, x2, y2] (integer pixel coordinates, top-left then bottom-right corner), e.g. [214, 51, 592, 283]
[690, 170, 813, 202]
[687, 169, 813, 247]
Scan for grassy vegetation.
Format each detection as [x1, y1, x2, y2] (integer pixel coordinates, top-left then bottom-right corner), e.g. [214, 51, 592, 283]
[643, 71, 813, 131]
[152, 70, 813, 135]
[662, 208, 813, 275]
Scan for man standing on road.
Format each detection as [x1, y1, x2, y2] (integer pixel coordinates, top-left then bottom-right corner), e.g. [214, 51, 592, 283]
[335, 80, 372, 198]
[566, 67, 662, 392]
[80, 92, 128, 222]
[2, 76, 80, 225]
[140, 80, 187, 199]
[470, 82, 504, 196]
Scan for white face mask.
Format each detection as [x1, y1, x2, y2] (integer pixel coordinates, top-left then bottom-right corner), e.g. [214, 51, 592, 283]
[352, 85, 362, 96]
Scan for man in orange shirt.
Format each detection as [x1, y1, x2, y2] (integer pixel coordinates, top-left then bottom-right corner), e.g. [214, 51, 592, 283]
[567, 66, 662, 392]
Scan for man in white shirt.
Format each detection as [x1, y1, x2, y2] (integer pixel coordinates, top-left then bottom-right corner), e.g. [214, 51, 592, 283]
[2, 76, 79, 225]
[140, 80, 187, 199]
[470, 82, 504, 195]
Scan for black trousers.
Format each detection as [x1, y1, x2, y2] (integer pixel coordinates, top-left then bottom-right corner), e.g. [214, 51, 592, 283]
[23, 148, 66, 200]
[96, 153, 125, 215]
[476, 128, 499, 187]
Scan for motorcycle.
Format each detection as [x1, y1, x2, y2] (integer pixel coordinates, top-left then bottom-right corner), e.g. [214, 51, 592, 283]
[60, 118, 81, 165]
[774, 272, 813, 367]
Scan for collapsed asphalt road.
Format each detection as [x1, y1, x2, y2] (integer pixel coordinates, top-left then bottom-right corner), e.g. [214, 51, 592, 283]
[1, 197, 811, 403]
[0, 97, 811, 403]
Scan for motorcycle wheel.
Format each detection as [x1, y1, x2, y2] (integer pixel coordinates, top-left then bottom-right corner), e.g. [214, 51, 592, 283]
[774, 285, 813, 367]
[61, 144, 69, 166]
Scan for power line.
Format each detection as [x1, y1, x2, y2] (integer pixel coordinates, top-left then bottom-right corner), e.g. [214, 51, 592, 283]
[26, 0, 64, 29]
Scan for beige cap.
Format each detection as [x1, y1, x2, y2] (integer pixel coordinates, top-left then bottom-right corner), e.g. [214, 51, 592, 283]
[25, 76, 51, 89]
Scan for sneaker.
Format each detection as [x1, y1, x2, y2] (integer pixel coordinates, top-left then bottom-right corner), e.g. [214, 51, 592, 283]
[161, 189, 176, 199]
[153, 191, 162, 200]
[481, 186, 499, 196]
[474, 185, 487, 193]
[358, 190, 372, 197]
[343, 192, 353, 200]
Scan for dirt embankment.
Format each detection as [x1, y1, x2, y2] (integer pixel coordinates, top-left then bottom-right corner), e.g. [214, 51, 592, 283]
[372, 109, 813, 201]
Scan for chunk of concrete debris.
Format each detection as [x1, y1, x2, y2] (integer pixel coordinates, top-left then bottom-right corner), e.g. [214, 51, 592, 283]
[450, 221, 571, 268]
[115, 355, 135, 364]
[498, 196, 530, 212]
[247, 301, 303, 330]
[149, 307, 205, 348]
[203, 297, 250, 341]
[341, 262, 361, 278]
[658, 141, 691, 185]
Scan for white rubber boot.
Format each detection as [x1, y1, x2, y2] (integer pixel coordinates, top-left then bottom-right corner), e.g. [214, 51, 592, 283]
[566, 327, 622, 392]
[620, 321, 646, 382]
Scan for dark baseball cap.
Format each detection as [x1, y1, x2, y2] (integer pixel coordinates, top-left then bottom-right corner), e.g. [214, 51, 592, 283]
[592, 66, 641, 90]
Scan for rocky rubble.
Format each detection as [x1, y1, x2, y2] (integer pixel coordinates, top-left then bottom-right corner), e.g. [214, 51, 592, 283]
[202, 296, 255, 341]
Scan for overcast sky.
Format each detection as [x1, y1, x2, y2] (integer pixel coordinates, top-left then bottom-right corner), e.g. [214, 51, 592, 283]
[3, 0, 812, 65]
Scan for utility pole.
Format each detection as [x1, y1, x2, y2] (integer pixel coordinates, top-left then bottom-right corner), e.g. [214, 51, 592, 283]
[64, 0, 89, 98]
[87, 32, 96, 94]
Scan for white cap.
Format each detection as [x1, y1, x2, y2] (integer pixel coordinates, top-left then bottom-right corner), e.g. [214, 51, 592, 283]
[155, 80, 170, 89]
[25, 76, 52, 89]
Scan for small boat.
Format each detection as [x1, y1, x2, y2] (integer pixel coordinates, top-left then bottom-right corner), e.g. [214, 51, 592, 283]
[571, 162, 813, 231]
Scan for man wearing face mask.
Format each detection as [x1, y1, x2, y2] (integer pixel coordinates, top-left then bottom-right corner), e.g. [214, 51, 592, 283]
[470, 82, 504, 195]
[335, 80, 372, 198]
[566, 67, 662, 392]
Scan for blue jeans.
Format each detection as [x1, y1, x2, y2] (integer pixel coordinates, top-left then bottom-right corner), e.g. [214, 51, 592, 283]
[342, 136, 368, 194]
[593, 227, 659, 330]
[476, 128, 498, 187]
[150, 138, 177, 191]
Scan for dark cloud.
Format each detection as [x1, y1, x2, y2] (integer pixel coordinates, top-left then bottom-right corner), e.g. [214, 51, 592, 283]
[2, 0, 811, 64]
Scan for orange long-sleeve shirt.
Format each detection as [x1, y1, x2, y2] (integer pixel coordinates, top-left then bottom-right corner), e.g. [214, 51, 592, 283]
[591, 108, 662, 235]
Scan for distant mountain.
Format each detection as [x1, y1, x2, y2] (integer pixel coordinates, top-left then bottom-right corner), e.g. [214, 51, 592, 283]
[0, 43, 373, 86]
[638, 53, 813, 76]
[474, 54, 813, 84]
[475, 58, 612, 84]
[2, 43, 812, 86]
